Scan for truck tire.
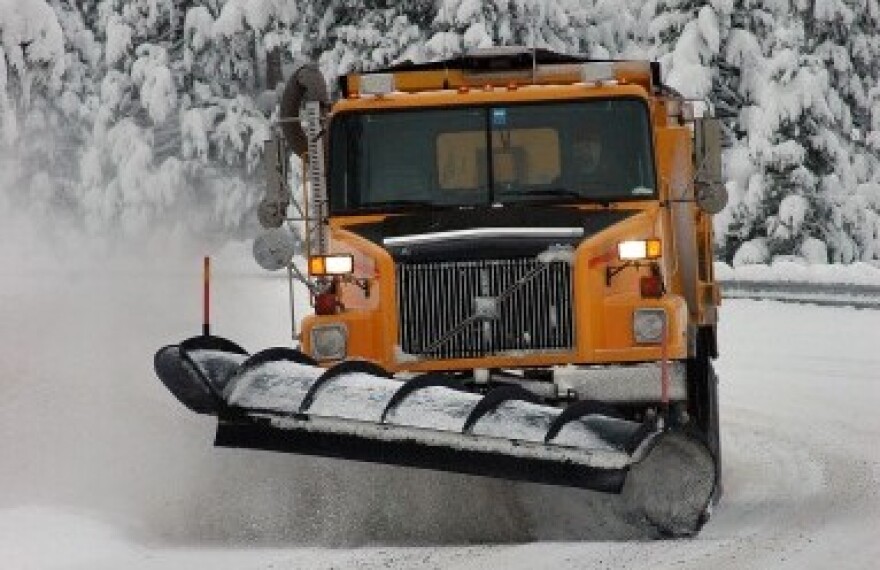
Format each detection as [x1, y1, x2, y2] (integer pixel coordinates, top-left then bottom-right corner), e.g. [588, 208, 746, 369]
[687, 326, 722, 503]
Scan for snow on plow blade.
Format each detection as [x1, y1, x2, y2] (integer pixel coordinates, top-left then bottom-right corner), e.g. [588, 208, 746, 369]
[155, 336, 718, 536]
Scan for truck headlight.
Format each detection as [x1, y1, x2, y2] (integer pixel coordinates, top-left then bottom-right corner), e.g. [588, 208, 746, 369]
[633, 308, 666, 344]
[310, 324, 348, 361]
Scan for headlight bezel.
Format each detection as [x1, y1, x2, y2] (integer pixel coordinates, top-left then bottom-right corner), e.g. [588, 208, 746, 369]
[633, 308, 667, 344]
[310, 323, 348, 361]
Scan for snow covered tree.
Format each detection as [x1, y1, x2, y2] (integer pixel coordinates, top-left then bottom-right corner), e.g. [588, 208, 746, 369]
[836, 0, 880, 261]
[312, 1, 430, 79]
[0, 0, 64, 144]
[56, 0, 306, 237]
[0, 0, 67, 231]
[525, 0, 594, 54]
[587, 0, 652, 59]
[425, 0, 518, 59]
[643, 0, 880, 264]
[723, 0, 880, 264]
[648, 0, 731, 101]
[1, 0, 877, 260]
[424, 0, 625, 60]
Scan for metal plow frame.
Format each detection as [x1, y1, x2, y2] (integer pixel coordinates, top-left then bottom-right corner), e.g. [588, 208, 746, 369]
[215, 409, 632, 492]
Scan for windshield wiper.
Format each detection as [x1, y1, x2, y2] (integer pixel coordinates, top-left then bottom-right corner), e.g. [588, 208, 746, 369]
[506, 188, 584, 199]
[499, 187, 614, 207]
[361, 199, 436, 209]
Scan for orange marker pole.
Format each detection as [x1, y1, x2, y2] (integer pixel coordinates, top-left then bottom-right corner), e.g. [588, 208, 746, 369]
[203, 256, 211, 337]
[660, 320, 670, 421]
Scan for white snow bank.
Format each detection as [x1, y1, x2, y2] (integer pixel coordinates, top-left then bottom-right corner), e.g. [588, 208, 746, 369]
[0, 507, 140, 570]
[715, 260, 880, 286]
[731, 238, 770, 266]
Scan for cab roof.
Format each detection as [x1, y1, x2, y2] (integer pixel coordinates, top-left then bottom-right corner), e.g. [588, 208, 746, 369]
[339, 47, 664, 97]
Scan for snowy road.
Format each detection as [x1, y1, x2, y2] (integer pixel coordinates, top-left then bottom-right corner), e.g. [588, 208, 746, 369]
[2, 244, 879, 569]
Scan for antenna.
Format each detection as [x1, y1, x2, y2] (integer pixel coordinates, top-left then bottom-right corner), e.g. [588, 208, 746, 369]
[529, 10, 537, 83]
[442, 3, 450, 61]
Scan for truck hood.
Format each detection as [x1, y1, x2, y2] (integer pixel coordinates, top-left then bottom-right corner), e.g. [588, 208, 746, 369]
[343, 205, 637, 262]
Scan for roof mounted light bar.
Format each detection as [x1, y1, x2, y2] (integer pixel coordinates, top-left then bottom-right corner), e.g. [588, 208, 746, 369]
[359, 72, 395, 95]
[342, 50, 661, 97]
[581, 62, 616, 83]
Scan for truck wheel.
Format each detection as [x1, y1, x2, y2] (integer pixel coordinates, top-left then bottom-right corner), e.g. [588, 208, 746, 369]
[687, 327, 722, 504]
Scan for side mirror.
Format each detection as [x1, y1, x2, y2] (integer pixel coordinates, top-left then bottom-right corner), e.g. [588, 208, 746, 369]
[696, 183, 729, 215]
[253, 226, 302, 271]
[693, 118, 727, 214]
[259, 132, 290, 229]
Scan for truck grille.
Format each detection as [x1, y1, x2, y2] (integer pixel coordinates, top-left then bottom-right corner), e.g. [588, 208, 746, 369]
[396, 259, 575, 360]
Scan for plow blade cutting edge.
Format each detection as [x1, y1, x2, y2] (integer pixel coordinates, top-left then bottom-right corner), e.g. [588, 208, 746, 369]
[154, 335, 718, 536]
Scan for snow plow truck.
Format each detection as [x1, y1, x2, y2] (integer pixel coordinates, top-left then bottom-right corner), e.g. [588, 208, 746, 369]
[155, 48, 727, 537]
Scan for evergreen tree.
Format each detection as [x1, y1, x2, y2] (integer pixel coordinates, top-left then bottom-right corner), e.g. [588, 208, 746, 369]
[0, 0, 64, 143]
[314, 0, 430, 79]
[588, 0, 651, 59]
[426, 0, 516, 59]
[424, 0, 614, 59]
[838, 0, 880, 260]
[1, 0, 879, 259]
[648, 0, 730, 100]
[729, 14, 834, 262]
[0, 0, 67, 230]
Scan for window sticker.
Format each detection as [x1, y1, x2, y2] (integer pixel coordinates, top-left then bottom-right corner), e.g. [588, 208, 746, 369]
[631, 186, 654, 196]
[492, 108, 507, 127]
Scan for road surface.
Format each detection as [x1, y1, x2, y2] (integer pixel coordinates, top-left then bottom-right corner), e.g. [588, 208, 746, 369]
[1, 242, 878, 569]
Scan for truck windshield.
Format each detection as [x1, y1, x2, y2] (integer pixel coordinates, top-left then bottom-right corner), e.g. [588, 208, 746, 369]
[328, 98, 656, 212]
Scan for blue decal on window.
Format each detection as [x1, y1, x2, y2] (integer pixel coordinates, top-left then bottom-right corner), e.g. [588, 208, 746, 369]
[492, 108, 507, 126]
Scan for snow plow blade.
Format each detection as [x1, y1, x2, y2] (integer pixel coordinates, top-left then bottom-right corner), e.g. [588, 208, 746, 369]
[155, 336, 718, 536]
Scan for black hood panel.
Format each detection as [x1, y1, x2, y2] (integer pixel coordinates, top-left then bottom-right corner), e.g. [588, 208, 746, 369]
[344, 206, 637, 262]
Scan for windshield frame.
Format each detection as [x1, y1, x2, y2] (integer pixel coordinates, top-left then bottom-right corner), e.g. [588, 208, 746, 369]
[326, 96, 658, 215]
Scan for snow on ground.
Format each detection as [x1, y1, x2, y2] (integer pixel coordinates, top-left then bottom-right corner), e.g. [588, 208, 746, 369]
[1, 230, 880, 568]
[715, 259, 880, 286]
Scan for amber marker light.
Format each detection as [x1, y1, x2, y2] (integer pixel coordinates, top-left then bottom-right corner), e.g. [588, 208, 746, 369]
[646, 238, 662, 258]
[308, 254, 354, 276]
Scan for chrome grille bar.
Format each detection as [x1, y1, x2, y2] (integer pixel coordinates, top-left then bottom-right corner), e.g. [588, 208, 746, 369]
[396, 259, 575, 360]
